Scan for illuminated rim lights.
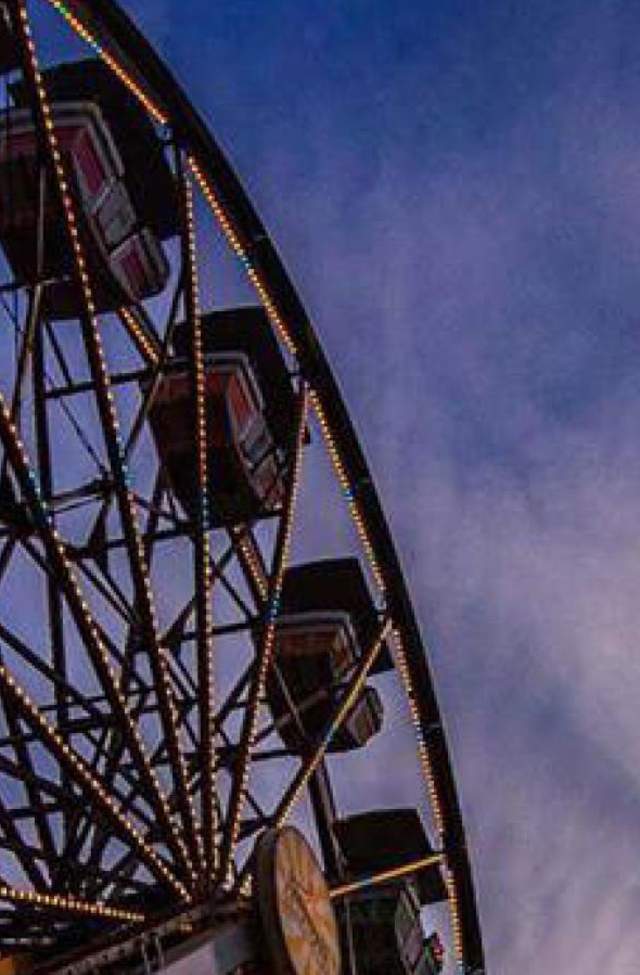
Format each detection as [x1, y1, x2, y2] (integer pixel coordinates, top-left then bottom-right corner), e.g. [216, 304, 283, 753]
[118, 306, 161, 366]
[8, 2, 485, 970]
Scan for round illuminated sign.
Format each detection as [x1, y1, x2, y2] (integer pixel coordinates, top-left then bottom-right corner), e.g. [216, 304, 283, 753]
[255, 826, 341, 975]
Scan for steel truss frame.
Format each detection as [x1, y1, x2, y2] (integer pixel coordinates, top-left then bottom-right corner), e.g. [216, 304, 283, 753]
[0, 2, 485, 973]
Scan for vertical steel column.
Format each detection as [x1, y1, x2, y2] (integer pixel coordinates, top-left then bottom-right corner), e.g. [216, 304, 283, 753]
[176, 156, 217, 887]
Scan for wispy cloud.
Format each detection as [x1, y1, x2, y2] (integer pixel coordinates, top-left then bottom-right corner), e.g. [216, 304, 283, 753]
[264, 9, 640, 969]
[135, 2, 640, 970]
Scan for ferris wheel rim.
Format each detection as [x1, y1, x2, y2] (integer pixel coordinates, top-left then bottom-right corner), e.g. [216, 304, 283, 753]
[0, 0, 485, 971]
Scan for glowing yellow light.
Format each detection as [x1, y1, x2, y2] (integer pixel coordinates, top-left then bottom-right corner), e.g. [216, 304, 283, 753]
[329, 852, 444, 900]
[0, 883, 145, 922]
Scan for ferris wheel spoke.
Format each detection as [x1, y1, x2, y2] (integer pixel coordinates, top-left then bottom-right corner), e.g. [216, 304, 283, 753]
[218, 385, 308, 885]
[160, 500, 278, 639]
[207, 542, 258, 621]
[5, 281, 43, 431]
[0, 393, 195, 882]
[0, 534, 17, 587]
[32, 316, 76, 854]
[86, 845, 148, 902]
[44, 322, 73, 389]
[0, 672, 59, 880]
[162, 554, 255, 646]
[0, 881, 145, 925]
[0, 656, 186, 897]
[8, 0, 203, 883]
[175, 160, 217, 884]
[117, 307, 161, 368]
[77, 312, 204, 875]
[159, 528, 258, 658]
[73, 557, 140, 627]
[83, 479, 165, 822]
[98, 281, 186, 523]
[0, 789, 49, 890]
[118, 298, 164, 356]
[0, 288, 43, 497]
[121, 295, 182, 466]
[0, 157, 46, 483]
[228, 523, 269, 609]
[137, 469, 171, 566]
[252, 679, 330, 750]
[0, 753, 75, 815]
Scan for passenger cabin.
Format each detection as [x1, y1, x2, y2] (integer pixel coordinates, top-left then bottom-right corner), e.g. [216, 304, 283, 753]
[266, 559, 392, 753]
[147, 307, 297, 525]
[334, 809, 447, 975]
[0, 59, 174, 317]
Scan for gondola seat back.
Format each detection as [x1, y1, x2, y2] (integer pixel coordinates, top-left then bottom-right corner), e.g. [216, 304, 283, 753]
[11, 58, 179, 241]
[0, 100, 169, 316]
[279, 558, 393, 673]
[146, 352, 284, 525]
[267, 609, 383, 753]
[344, 882, 444, 975]
[172, 306, 298, 455]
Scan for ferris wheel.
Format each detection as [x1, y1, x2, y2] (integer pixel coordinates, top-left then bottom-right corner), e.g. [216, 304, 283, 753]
[0, 3, 485, 974]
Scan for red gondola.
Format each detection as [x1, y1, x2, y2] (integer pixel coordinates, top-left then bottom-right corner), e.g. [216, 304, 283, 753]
[147, 352, 285, 524]
[0, 99, 169, 316]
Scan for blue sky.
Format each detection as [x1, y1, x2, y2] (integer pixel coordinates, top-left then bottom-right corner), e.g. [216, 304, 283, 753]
[25, 1, 640, 971]
[124, 1, 640, 971]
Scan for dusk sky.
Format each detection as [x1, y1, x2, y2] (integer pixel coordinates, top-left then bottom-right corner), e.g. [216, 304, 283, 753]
[114, 2, 640, 971]
[20, 1, 640, 971]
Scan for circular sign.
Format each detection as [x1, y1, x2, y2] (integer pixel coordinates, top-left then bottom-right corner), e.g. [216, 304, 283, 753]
[255, 826, 341, 975]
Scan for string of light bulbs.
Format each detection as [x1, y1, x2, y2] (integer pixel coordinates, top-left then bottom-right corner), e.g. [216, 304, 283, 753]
[38, 4, 471, 964]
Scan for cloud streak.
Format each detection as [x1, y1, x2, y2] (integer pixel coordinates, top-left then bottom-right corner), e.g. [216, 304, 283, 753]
[128, 2, 640, 970]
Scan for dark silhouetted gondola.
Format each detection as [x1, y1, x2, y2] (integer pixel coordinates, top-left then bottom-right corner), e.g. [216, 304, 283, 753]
[266, 558, 391, 752]
[147, 306, 296, 525]
[334, 809, 447, 975]
[0, 59, 172, 316]
[147, 351, 284, 524]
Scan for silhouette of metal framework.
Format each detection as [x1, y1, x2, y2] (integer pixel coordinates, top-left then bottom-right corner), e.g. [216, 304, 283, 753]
[0, 2, 484, 973]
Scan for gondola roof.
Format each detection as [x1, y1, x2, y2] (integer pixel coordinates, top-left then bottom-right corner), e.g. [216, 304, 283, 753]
[173, 305, 298, 450]
[12, 58, 178, 240]
[334, 808, 447, 906]
[280, 557, 392, 672]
